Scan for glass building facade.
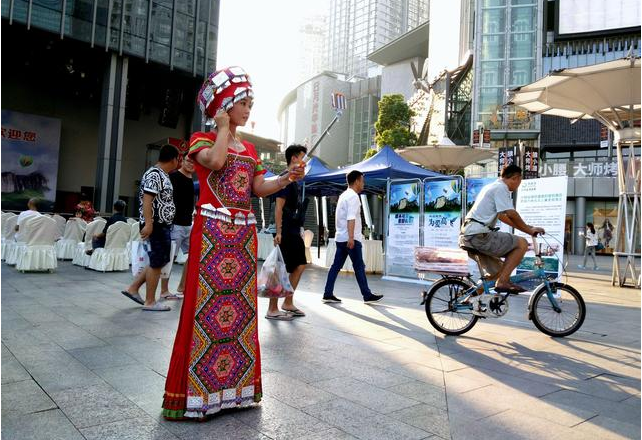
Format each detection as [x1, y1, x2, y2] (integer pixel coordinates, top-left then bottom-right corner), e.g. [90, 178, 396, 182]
[349, 94, 378, 162]
[473, 0, 539, 132]
[1, 0, 219, 77]
[327, 0, 429, 78]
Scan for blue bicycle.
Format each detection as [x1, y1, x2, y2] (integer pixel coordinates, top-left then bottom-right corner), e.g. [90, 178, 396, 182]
[419, 235, 586, 337]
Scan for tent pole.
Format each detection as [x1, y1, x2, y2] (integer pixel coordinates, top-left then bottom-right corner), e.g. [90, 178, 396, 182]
[317, 196, 323, 259]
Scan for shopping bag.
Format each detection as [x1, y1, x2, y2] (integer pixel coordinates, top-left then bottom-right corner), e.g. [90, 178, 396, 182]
[160, 241, 177, 279]
[257, 246, 294, 298]
[131, 241, 149, 277]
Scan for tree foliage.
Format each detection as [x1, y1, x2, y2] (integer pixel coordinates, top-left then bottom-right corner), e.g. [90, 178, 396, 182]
[374, 94, 417, 149]
[363, 148, 378, 160]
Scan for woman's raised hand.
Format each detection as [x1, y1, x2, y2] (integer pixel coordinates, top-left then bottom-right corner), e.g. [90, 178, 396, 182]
[214, 108, 230, 130]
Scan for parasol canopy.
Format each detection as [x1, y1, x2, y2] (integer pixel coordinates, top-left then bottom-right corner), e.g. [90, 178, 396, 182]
[507, 57, 640, 138]
[397, 140, 495, 173]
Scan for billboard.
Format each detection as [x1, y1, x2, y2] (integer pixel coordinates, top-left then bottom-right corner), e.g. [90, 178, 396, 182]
[558, 0, 641, 36]
[1, 110, 61, 211]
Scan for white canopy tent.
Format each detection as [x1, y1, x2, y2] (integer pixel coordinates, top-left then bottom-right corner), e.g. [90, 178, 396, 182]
[508, 56, 641, 288]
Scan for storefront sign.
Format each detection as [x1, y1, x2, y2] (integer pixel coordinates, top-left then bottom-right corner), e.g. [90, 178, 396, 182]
[386, 180, 421, 278]
[540, 161, 618, 178]
[1, 110, 61, 211]
[423, 178, 462, 249]
[310, 81, 320, 145]
[522, 145, 539, 179]
[514, 176, 568, 286]
[497, 146, 517, 173]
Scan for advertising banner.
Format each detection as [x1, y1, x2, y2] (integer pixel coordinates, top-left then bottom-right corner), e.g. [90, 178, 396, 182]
[514, 176, 568, 287]
[1, 110, 61, 211]
[386, 180, 421, 278]
[465, 177, 510, 233]
[423, 178, 462, 249]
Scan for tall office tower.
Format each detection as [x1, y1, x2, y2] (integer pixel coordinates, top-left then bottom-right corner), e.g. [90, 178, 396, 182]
[327, 0, 429, 78]
[298, 15, 329, 83]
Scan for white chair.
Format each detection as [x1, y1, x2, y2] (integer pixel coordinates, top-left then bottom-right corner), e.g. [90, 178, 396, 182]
[303, 229, 314, 264]
[55, 218, 86, 260]
[52, 214, 67, 239]
[1, 214, 18, 260]
[72, 218, 106, 267]
[127, 222, 141, 257]
[126, 217, 138, 225]
[15, 216, 58, 272]
[88, 221, 130, 272]
[94, 216, 105, 221]
[4, 215, 25, 265]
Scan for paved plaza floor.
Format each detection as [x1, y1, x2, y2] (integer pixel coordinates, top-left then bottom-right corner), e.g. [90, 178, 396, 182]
[1, 254, 640, 439]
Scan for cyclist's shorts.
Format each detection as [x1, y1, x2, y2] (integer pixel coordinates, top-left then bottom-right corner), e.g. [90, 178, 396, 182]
[459, 231, 520, 258]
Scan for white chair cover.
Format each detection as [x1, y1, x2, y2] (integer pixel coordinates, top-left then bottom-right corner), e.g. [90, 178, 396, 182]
[4, 214, 24, 265]
[72, 218, 106, 267]
[94, 216, 105, 221]
[1, 214, 18, 260]
[52, 214, 67, 239]
[126, 222, 141, 257]
[55, 218, 87, 260]
[126, 217, 138, 225]
[88, 221, 130, 272]
[15, 216, 58, 272]
[303, 229, 314, 264]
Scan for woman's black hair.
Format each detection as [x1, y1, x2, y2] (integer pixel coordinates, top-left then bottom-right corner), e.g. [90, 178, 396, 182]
[587, 222, 595, 234]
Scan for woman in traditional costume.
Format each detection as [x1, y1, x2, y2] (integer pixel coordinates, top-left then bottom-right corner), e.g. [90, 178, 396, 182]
[162, 66, 303, 420]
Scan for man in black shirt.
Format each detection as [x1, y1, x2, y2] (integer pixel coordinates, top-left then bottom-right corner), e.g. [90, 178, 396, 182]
[88, 200, 128, 253]
[161, 150, 195, 300]
[266, 145, 309, 320]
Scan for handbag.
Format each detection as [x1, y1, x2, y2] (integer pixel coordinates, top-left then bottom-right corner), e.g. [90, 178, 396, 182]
[595, 241, 605, 251]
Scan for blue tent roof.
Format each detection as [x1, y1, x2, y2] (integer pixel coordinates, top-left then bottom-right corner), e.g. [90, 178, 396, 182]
[303, 146, 444, 195]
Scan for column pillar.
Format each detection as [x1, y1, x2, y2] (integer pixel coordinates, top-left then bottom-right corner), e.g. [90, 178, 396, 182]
[95, 53, 128, 213]
[575, 196, 586, 256]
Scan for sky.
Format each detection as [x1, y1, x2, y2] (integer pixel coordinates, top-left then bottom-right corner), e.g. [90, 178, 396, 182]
[216, 0, 459, 142]
[216, 0, 329, 140]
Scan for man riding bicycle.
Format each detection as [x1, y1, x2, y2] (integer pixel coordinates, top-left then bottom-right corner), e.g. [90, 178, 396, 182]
[459, 164, 545, 294]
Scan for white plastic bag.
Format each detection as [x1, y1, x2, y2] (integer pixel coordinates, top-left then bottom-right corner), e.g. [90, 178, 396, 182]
[131, 241, 149, 277]
[257, 246, 294, 298]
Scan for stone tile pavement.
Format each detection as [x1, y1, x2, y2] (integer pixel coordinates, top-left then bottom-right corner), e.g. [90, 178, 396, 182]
[1, 254, 640, 439]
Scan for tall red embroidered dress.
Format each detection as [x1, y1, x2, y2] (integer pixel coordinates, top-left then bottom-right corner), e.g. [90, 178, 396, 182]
[162, 131, 266, 419]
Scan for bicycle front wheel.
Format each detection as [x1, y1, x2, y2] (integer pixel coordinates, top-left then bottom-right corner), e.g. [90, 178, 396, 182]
[530, 283, 586, 337]
[425, 278, 478, 336]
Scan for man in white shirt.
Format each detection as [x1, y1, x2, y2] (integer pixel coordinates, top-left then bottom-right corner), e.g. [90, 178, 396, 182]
[323, 170, 383, 304]
[459, 165, 544, 294]
[15, 198, 42, 241]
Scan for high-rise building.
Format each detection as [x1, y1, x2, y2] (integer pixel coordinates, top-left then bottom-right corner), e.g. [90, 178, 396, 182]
[327, 0, 429, 78]
[1, 1, 220, 213]
[297, 15, 329, 83]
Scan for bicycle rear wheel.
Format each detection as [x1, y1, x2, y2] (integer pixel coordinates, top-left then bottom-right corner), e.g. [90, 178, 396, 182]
[530, 283, 586, 337]
[425, 278, 478, 336]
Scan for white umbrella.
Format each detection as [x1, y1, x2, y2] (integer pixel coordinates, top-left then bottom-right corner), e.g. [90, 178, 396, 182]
[508, 56, 641, 288]
[397, 137, 495, 173]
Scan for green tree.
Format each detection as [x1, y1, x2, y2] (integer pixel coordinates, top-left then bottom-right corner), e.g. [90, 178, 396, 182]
[363, 148, 378, 160]
[374, 94, 417, 149]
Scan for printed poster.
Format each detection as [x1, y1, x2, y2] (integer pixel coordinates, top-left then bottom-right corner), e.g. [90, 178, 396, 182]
[465, 177, 510, 233]
[514, 176, 568, 287]
[386, 180, 421, 278]
[423, 178, 462, 249]
[1, 110, 61, 211]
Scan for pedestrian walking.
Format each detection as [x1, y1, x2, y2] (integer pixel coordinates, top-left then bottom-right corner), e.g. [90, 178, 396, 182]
[160, 151, 195, 300]
[162, 66, 304, 420]
[267, 144, 309, 320]
[120, 144, 179, 311]
[323, 170, 383, 304]
[578, 222, 600, 270]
